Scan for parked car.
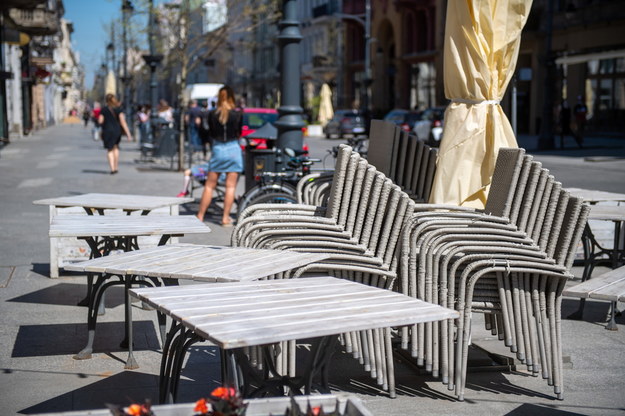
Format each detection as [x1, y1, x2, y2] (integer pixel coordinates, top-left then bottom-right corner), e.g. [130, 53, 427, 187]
[383, 109, 421, 132]
[324, 109, 368, 139]
[413, 106, 446, 146]
[240, 107, 279, 150]
[239, 108, 309, 154]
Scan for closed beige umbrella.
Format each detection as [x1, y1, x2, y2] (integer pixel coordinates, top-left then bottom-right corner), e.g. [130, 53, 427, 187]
[105, 70, 116, 96]
[429, 0, 533, 208]
[318, 83, 334, 126]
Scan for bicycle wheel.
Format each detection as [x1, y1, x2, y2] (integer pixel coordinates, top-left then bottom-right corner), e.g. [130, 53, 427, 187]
[248, 191, 297, 206]
[237, 183, 296, 218]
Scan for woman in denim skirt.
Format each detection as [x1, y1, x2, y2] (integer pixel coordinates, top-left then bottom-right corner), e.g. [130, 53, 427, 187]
[196, 85, 243, 226]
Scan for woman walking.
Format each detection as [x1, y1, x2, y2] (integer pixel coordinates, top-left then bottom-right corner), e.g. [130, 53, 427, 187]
[99, 94, 132, 174]
[196, 85, 242, 226]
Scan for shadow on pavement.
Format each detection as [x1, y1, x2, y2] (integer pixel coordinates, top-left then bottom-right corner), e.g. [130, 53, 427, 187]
[11, 321, 159, 358]
[7, 282, 125, 309]
[18, 371, 160, 414]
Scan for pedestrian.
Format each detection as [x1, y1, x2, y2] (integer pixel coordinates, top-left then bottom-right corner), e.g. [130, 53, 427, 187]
[136, 104, 150, 145]
[82, 105, 91, 128]
[157, 99, 174, 125]
[558, 100, 579, 148]
[98, 93, 133, 174]
[91, 102, 102, 141]
[196, 85, 243, 226]
[185, 99, 204, 157]
[574, 95, 588, 147]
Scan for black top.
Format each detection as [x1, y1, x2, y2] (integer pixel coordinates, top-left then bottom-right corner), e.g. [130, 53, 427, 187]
[207, 109, 243, 142]
[101, 106, 122, 140]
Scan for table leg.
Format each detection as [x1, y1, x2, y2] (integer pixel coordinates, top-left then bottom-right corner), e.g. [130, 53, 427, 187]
[158, 322, 200, 404]
[569, 224, 600, 320]
[224, 336, 338, 399]
[74, 273, 117, 360]
[125, 289, 138, 370]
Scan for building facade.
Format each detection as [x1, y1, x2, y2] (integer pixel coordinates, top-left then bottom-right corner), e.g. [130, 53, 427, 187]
[1, 0, 82, 141]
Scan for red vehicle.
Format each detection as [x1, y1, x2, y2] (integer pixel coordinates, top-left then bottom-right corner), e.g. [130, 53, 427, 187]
[240, 108, 279, 150]
[239, 107, 308, 153]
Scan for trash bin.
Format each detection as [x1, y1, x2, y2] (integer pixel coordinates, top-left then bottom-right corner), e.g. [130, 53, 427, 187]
[244, 147, 278, 192]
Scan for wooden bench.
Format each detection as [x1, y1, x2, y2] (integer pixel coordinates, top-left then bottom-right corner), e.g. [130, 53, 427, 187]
[563, 265, 625, 330]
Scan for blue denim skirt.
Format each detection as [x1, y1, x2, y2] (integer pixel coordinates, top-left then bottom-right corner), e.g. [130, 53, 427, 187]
[208, 140, 243, 173]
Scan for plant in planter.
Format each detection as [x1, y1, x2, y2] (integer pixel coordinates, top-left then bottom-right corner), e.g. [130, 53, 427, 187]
[279, 396, 342, 416]
[194, 387, 247, 416]
[107, 399, 154, 416]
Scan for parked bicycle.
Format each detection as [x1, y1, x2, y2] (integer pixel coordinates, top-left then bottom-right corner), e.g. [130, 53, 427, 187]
[237, 148, 320, 217]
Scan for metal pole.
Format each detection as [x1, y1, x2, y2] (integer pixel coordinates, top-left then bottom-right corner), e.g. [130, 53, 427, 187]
[538, 0, 555, 150]
[364, 0, 371, 114]
[121, 1, 132, 128]
[148, 0, 158, 126]
[275, 0, 304, 152]
[512, 74, 517, 137]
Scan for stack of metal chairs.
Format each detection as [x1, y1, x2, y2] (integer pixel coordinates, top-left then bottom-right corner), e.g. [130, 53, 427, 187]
[398, 147, 589, 400]
[232, 141, 589, 402]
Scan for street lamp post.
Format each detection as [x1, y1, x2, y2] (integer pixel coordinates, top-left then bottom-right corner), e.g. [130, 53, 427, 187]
[142, 0, 163, 147]
[275, 0, 304, 152]
[121, 0, 133, 126]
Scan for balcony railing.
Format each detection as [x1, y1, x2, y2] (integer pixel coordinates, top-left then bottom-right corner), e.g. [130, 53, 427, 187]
[7, 6, 60, 36]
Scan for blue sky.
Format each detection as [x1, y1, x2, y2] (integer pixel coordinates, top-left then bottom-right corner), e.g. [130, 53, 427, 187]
[63, 0, 158, 89]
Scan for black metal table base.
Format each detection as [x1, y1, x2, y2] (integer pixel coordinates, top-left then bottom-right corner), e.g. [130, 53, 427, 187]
[157, 321, 337, 404]
[568, 222, 624, 323]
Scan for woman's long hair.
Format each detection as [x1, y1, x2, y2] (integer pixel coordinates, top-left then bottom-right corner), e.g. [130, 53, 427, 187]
[105, 93, 120, 108]
[216, 86, 235, 124]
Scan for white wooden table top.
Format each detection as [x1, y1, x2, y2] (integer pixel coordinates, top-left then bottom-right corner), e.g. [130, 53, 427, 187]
[130, 276, 459, 349]
[64, 244, 330, 282]
[587, 205, 625, 222]
[33, 193, 193, 210]
[49, 215, 211, 238]
[566, 188, 625, 203]
[563, 266, 625, 302]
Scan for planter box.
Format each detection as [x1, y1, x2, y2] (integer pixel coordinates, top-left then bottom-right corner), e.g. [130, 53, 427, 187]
[34, 394, 373, 416]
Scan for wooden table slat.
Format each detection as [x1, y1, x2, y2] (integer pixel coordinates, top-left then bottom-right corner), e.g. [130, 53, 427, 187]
[67, 245, 328, 282]
[130, 276, 459, 350]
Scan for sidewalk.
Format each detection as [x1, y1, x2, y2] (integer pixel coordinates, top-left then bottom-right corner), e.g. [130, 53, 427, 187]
[0, 123, 624, 415]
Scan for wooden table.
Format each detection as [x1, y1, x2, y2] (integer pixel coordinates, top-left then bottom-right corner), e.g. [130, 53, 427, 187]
[129, 276, 458, 402]
[566, 188, 625, 203]
[65, 243, 330, 283]
[34, 193, 193, 277]
[66, 244, 329, 365]
[51, 215, 211, 360]
[563, 189, 625, 320]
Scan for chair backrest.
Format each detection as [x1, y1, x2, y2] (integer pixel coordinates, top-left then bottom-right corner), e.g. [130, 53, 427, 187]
[368, 119, 399, 177]
[297, 171, 334, 205]
[325, 144, 355, 220]
[553, 195, 585, 267]
[418, 145, 438, 203]
[337, 152, 364, 227]
[393, 130, 410, 186]
[508, 154, 534, 225]
[350, 165, 378, 239]
[344, 159, 369, 233]
[483, 147, 526, 218]
[514, 160, 543, 232]
[523, 168, 551, 236]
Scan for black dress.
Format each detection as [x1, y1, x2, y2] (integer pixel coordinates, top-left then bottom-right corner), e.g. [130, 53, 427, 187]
[101, 106, 122, 150]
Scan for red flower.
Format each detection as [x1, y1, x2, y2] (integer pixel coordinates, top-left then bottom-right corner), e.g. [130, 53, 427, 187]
[311, 406, 321, 416]
[126, 404, 143, 416]
[194, 398, 209, 414]
[211, 386, 236, 400]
